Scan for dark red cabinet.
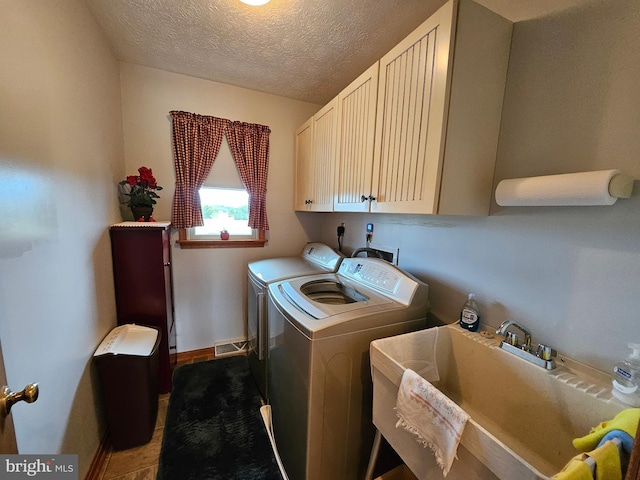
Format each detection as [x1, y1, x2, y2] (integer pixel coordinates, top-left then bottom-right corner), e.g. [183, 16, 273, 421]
[109, 222, 176, 393]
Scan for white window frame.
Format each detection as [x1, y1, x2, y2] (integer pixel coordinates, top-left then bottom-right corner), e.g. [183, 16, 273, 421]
[186, 186, 257, 241]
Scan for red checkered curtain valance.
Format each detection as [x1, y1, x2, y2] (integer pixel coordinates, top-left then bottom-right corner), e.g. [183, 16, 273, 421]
[170, 111, 228, 228]
[225, 121, 271, 231]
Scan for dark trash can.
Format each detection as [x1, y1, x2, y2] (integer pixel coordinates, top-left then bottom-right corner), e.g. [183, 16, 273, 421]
[94, 324, 161, 450]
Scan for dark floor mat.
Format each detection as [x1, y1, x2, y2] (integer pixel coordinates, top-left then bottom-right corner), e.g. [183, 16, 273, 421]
[157, 356, 281, 480]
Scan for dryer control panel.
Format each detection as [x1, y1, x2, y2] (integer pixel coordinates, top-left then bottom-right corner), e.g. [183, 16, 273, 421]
[303, 242, 343, 269]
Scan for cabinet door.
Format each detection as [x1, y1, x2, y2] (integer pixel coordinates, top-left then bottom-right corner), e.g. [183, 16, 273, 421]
[309, 98, 338, 211]
[371, 1, 455, 214]
[293, 100, 338, 212]
[334, 62, 379, 212]
[294, 118, 313, 210]
[110, 225, 175, 393]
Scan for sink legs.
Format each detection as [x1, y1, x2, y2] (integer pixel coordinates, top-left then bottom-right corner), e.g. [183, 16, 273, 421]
[364, 429, 383, 480]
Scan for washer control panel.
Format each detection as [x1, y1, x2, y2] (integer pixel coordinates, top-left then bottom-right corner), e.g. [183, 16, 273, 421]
[344, 261, 400, 293]
[338, 257, 418, 304]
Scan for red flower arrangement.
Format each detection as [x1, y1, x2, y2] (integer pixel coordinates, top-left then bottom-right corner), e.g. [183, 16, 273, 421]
[119, 166, 163, 208]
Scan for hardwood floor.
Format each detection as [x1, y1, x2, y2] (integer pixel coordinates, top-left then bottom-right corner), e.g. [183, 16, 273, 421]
[90, 350, 403, 480]
[96, 353, 216, 480]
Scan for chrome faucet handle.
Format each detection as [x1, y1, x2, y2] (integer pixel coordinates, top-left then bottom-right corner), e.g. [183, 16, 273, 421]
[536, 344, 557, 361]
[505, 331, 518, 346]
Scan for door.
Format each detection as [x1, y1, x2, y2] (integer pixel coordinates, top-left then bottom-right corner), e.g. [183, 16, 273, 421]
[309, 98, 338, 211]
[294, 99, 339, 212]
[294, 117, 313, 210]
[0, 340, 18, 453]
[333, 62, 379, 212]
[247, 274, 268, 400]
[371, 0, 454, 214]
[267, 296, 310, 480]
[110, 225, 174, 393]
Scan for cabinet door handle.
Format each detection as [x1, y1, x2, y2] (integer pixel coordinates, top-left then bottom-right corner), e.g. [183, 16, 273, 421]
[164, 262, 171, 266]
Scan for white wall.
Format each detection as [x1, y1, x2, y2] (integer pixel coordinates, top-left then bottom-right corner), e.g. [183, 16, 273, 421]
[2, 0, 634, 473]
[0, 0, 123, 475]
[310, 0, 640, 374]
[119, 63, 320, 352]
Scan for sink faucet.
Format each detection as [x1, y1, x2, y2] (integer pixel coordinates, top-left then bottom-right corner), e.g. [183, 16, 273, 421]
[495, 320, 556, 369]
[496, 320, 532, 352]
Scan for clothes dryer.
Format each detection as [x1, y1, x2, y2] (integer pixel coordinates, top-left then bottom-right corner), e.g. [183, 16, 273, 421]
[247, 242, 342, 401]
[267, 257, 429, 480]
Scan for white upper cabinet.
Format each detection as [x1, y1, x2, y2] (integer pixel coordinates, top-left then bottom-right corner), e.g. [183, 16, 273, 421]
[294, 98, 338, 212]
[370, 0, 512, 215]
[295, 0, 512, 216]
[333, 62, 379, 212]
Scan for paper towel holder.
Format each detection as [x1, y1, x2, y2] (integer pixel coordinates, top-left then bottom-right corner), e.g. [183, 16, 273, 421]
[495, 170, 636, 207]
[608, 173, 635, 199]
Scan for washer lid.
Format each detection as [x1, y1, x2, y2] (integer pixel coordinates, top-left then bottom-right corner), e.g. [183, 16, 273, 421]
[94, 324, 158, 356]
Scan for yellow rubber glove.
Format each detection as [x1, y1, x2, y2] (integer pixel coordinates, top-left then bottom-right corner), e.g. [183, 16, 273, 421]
[554, 440, 623, 480]
[573, 408, 640, 452]
[589, 441, 622, 480]
[552, 454, 594, 480]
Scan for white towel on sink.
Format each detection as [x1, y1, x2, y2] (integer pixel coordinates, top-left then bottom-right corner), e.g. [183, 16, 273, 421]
[396, 368, 470, 477]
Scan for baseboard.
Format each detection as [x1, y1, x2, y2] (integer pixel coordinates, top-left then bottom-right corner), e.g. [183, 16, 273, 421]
[176, 340, 247, 364]
[176, 347, 215, 364]
[83, 431, 110, 480]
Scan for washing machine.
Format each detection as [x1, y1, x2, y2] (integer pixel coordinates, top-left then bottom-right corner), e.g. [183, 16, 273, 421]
[266, 257, 429, 480]
[247, 242, 343, 401]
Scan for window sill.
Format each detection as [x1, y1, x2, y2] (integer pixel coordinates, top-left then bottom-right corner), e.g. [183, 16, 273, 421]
[176, 229, 267, 249]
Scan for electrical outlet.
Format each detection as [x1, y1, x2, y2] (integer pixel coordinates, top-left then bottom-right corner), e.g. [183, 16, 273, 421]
[366, 223, 373, 243]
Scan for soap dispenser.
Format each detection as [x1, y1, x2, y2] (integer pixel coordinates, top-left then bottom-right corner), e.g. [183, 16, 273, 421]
[459, 293, 480, 332]
[612, 343, 640, 407]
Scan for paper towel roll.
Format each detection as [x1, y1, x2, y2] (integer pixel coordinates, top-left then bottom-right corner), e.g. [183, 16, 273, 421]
[495, 170, 621, 206]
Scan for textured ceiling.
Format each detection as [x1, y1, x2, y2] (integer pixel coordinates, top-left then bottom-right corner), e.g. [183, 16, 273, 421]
[85, 0, 597, 105]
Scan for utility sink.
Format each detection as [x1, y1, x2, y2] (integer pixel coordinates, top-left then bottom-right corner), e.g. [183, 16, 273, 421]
[370, 325, 624, 479]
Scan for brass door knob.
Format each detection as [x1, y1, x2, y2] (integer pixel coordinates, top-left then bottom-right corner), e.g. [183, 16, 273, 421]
[1, 383, 39, 416]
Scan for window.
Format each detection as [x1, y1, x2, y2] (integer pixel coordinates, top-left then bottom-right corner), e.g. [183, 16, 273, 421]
[191, 187, 254, 239]
[177, 186, 267, 249]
